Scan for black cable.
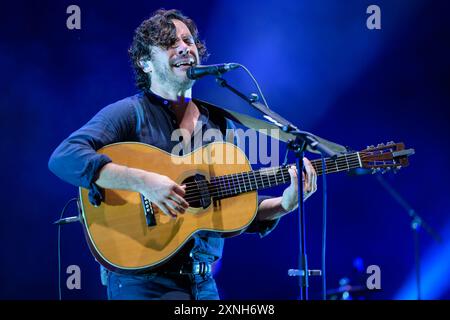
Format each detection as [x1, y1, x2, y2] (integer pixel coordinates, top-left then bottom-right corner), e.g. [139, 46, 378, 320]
[235, 63, 271, 109]
[321, 156, 328, 300]
[56, 197, 79, 301]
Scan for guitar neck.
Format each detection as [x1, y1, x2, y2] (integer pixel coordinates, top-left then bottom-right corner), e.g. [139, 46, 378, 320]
[210, 151, 362, 199]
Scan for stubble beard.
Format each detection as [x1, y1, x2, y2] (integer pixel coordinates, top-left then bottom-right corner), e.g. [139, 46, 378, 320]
[152, 61, 195, 94]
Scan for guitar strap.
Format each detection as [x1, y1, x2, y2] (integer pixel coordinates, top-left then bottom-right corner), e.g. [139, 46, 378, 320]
[194, 99, 347, 155]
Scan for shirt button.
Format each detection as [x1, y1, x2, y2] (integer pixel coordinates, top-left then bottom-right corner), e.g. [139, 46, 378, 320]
[164, 100, 168, 105]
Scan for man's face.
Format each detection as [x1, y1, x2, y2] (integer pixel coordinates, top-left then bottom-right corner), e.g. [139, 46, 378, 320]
[146, 19, 200, 92]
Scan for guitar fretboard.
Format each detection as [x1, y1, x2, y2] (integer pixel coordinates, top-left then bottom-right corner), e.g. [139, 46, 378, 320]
[209, 152, 362, 199]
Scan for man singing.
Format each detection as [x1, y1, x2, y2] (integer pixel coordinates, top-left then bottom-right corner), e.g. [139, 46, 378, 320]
[48, 9, 317, 300]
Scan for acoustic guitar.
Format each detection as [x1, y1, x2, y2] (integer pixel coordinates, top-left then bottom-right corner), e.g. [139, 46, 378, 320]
[78, 141, 414, 273]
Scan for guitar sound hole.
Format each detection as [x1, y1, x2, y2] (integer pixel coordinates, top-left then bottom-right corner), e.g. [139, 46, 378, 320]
[182, 174, 211, 209]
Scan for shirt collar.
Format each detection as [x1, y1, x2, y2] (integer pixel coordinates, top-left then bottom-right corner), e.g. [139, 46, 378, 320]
[144, 89, 210, 121]
[144, 89, 172, 108]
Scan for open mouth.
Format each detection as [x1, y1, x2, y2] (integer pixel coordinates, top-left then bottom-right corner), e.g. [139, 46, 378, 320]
[172, 58, 196, 69]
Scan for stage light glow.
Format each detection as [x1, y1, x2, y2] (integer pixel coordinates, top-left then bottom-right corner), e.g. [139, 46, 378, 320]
[394, 219, 450, 300]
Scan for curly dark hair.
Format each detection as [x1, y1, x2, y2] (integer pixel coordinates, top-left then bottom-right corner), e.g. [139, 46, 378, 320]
[128, 9, 208, 90]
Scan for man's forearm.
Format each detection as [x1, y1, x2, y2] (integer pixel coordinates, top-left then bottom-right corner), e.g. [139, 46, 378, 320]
[95, 162, 146, 193]
[256, 197, 293, 221]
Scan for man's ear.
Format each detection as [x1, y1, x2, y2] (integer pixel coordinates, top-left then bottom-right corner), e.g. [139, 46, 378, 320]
[139, 60, 152, 73]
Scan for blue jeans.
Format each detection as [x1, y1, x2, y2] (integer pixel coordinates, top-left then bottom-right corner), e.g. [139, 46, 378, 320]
[106, 271, 220, 300]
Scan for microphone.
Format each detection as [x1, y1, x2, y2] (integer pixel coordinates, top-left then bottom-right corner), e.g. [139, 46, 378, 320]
[186, 63, 239, 80]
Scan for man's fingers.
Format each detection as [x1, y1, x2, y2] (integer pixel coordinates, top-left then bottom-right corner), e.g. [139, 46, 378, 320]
[303, 158, 315, 193]
[287, 159, 317, 198]
[166, 199, 186, 214]
[288, 166, 299, 189]
[301, 168, 311, 193]
[170, 192, 189, 209]
[173, 184, 186, 196]
[156, 201, 177, 218]
[288, 166, 298, 181]
[312, 166, 317, 192]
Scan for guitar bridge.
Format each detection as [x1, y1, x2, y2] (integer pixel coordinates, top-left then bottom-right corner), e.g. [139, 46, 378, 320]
[141, 195, 156, 227]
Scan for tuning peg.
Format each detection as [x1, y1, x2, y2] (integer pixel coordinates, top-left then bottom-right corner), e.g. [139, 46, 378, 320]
[377, 143, 385, 148]
[387, 141, 395, 145]
[367, 145, 375, 149]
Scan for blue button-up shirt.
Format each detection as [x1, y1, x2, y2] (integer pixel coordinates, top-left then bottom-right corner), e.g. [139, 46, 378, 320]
[48, 91, 278, 266]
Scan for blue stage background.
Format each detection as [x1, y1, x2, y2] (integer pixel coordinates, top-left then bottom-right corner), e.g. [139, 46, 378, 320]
[1, 0, 449, 299]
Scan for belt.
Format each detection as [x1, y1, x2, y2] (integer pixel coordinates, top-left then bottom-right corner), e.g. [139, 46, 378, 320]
[160, 261, 212, 276]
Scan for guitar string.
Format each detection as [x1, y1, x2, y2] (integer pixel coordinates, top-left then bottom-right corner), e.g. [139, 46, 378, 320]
[151, 151, 393, 211]
[145, 150, 395, 210]
[186, 159, 362, 198]
[179, 155, 364, 192]
[158, 156, 372, 204]
[160, 157, 363, 203]
[180, 158, 364, 203]
[165, 160, 362, 202]
[145, 151, 390, 204]
[167, 150, 385, 191]
[167, 153, 367, 190]
[180, 149, 389, 191]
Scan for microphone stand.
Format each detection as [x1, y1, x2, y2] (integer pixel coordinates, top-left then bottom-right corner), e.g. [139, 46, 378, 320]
[375, 175, 441, 300]
[215, 77, 338, 300]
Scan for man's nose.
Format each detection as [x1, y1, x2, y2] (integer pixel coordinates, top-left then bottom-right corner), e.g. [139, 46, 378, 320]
[177, 43, 190, 56]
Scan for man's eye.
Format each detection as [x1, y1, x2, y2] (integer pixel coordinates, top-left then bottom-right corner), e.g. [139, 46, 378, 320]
[168, 37, 194, 49]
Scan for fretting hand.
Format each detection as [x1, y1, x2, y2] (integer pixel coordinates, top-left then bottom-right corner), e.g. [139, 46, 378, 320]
[281, 157, 317, 212]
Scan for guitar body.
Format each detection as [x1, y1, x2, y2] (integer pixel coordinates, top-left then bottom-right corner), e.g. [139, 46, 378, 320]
[79, 142, 257, 273]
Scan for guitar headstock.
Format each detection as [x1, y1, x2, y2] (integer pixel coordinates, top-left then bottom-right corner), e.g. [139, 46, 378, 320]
[360, 141, 415, 174]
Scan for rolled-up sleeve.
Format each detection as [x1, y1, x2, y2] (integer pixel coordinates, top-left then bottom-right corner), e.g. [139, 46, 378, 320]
[48, 101, 135, 206]
[244, 195, 280, 238]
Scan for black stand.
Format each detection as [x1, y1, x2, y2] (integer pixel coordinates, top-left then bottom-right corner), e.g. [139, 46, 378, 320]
[215, 77, 338, 300]
[292, 140, 309, 300]
[375, 175, 441, 300]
